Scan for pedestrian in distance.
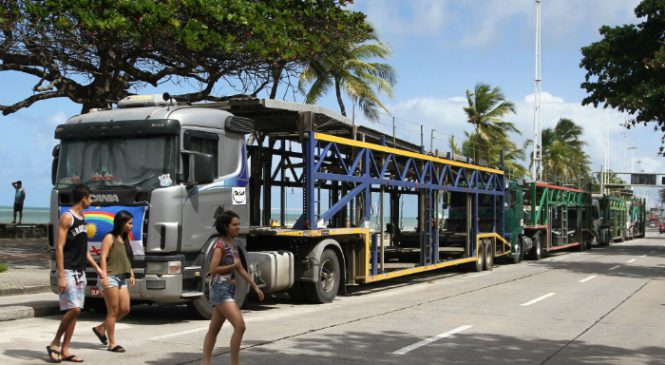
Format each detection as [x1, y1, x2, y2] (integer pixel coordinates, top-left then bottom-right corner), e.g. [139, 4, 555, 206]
[47, 184, 105, 363]
[92, 210, 135, 353]
[202, 211, 264, 365]
[11, 180, 25, 224]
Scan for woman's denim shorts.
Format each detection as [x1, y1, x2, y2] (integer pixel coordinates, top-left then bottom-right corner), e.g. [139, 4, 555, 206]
[98, 273, 128, 291]
[209, 280, 236, 306]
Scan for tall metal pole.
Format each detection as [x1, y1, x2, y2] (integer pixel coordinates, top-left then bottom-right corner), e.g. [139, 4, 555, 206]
[430, 129, 435, 153]
[392, 116, 396, 147]
[531, 0, 543, 182]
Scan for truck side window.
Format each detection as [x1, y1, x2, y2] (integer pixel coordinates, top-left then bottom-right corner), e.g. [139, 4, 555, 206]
[183, 131, 219, 180]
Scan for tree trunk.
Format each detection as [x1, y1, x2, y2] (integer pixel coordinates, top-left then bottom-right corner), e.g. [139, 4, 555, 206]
[335, 78, 347, 117]
[269, 61, 286, 99]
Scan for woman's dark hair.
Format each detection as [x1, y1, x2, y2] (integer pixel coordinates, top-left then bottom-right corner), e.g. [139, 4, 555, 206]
[214, 210, 240, 236]
[112, 210, 134, 261]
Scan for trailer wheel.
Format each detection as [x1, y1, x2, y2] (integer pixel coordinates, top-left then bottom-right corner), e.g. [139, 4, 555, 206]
[483, 239, 494, 271]
[528, 234, 542, 260]
[468, 241, 484, 272]
[511, 238, 523, 264]
[305, 249, 340, 303]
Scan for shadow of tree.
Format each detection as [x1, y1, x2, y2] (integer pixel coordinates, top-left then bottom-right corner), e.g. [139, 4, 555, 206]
[140, 328, 665, 365]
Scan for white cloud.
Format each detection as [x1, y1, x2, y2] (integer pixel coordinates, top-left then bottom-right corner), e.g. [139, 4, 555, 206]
[47, 111, 68, 127]
[379, 91, 665, 178]
[363, 0, 448, 37]
[360, 0, 641, 47]
[523, 92, 564, 104]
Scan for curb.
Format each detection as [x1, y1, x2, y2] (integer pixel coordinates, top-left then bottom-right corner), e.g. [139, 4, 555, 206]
[0, 285, 52, 297]
[0, 301, 61, 322]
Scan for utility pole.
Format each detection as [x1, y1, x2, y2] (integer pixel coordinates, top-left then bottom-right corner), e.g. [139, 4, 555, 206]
[531, 0, 543, 182]
[430, 129, 435, 153]
[628, 146, 636, 173]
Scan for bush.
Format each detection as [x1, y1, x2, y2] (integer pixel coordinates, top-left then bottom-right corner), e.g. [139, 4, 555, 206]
[0, 263, 8, 273]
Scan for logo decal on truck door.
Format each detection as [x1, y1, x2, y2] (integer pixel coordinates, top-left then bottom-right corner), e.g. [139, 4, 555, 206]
[232, 187, 246, 205]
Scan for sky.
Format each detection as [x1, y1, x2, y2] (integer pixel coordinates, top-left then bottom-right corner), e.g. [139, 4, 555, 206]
[1, 0, 663, 209]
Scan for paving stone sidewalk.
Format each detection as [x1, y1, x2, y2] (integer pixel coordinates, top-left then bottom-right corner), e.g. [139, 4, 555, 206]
[0, 238, 58, 321]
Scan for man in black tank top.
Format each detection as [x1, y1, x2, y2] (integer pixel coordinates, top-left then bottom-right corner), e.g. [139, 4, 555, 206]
[46, 185, 105, 363]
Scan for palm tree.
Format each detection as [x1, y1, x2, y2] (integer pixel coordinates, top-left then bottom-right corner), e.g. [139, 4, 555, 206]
[298, 36, 396, 121]
[463, 83, 518, 162]
[461, 132, 528, 179]
[541, 118, 591, 185]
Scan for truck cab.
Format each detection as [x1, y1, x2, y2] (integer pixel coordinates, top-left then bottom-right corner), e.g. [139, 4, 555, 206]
[49, 94, 256, 317]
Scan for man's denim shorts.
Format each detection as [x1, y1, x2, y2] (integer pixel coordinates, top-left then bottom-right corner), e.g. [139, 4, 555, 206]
[209, 280, 236, 306]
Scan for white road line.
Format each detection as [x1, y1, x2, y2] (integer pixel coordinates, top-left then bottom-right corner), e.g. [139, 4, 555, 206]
[462, 272, 492, 279]
[393, 325, 473, 355]
[627, 258, 636, 264]
[150, 327, 207, 340]
[640, 254, 646, 258]
[578, 275, 597, 283]
[520, 293, 555, 307]
[608, 265, 621, 271]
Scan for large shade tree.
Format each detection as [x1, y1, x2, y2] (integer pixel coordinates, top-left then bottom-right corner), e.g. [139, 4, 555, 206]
[580, 0, 665, 149]
[0, 0, 372, 114]
[298, 34, 396, 121]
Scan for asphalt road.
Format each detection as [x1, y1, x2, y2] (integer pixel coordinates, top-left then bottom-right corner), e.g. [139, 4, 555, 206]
[1, 233, 664, 365]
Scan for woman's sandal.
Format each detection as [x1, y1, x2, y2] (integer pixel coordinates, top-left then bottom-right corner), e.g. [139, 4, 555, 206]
[62, 354, 84, 362]
[92, 327, 108, 345]
[107, 345, 125, 353]
[46, 345, 61, 363]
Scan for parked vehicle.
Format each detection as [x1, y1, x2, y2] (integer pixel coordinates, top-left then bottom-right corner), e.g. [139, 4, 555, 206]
[47, 95, 643, 318]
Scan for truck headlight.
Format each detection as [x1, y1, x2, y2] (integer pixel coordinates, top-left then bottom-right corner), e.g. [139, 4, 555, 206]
[146, 261, 182, 275]
[167, 261, 182, 274]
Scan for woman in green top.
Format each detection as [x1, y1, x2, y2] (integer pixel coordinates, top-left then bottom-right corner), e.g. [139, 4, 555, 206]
[92, 210, 135, 353]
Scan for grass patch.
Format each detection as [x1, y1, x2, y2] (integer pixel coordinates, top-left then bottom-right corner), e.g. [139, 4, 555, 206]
[0, 263, 7, 273]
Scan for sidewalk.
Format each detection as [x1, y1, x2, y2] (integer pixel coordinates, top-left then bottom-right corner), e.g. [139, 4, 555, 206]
[0, 238, 59, 321]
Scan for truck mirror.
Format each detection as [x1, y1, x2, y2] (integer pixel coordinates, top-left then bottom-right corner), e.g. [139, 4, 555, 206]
[51, 144, 60, 186]
[188, 152, 215, 185]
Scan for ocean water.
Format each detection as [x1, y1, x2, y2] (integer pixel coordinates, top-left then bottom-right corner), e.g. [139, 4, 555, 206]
[0, 206, 50, 224]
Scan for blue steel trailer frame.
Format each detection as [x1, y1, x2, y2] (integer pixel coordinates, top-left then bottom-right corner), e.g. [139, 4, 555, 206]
[283, 131, 508, 272]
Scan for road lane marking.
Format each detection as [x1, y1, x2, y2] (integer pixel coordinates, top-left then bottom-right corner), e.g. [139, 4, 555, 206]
[640, 254, 646, 258]
[393, 325, 473, 355]
[150, 327, 207, 340]
[578, 275, 597, 283]
[520, 293, 555, 307]
[627, 258, 636, 264]
[462, 272, 492, 279]
[608, 265, 621, 271]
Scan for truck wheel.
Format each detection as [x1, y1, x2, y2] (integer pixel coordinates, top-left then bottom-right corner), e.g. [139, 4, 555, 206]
[512, 238, 523, 264]
[191, 247, 249, 319]
[305, 249, 340, 303]
[483, 240, 494, 271]
[528, 234, 542, 260]
[468, 241, 484, 272]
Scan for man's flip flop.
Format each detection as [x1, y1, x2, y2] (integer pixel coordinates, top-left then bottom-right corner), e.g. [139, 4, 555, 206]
[46, 345, 61, 363]
[92, 327, 107, 345]
[107, 345, 125, 353]
[62, 354, 84, 363]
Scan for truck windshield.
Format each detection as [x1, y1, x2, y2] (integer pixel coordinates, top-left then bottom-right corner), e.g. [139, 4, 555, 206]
[56, 136, 176, 189]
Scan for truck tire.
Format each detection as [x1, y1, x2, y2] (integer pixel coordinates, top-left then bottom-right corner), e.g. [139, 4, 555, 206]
[191, 245, 249, 319]
[305, 249, 340, 303]
[511, 238, 523, 264]
[483, 239, 494, 271]
[528, 234, 542, 260]
[468, 242, 484, 272]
